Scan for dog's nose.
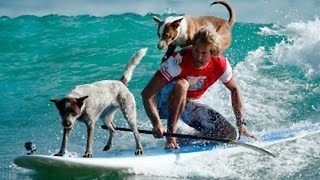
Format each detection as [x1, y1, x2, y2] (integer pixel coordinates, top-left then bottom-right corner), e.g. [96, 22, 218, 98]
[157, 41, 166, 49]
[62, 121, 71, 127]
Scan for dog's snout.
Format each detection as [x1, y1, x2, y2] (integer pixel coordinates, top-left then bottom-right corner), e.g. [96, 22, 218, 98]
[158, 42, 167, 49]
[62, 121, 72, 127]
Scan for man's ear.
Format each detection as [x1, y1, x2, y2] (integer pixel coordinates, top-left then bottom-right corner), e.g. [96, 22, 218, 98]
[76, 96, 88, 108]
[152, 16, 163, 25]
[211, 48, 220, 56]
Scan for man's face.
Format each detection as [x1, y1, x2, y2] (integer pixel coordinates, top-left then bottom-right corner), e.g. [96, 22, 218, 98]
[192, 42, 212, 69]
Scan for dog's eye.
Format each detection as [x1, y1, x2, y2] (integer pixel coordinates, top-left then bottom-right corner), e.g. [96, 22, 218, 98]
[71, 111, 78, 116]
[163, 34, 170, 39]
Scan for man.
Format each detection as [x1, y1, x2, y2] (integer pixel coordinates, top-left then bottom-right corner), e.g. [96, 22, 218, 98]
[142, 27, 258, 149]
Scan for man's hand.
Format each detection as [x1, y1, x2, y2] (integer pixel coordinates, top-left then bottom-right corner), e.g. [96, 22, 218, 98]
[165, 137, 180, 149]
[238, 124, 259, 141]
[152, 124, 165, 138]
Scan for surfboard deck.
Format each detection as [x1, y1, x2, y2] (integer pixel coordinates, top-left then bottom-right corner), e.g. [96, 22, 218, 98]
[14, 124, 320, 174]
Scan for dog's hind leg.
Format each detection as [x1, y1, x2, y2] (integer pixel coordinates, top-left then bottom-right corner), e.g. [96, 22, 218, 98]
[119, 93, 144, 155]
[102, 107, 117, 151]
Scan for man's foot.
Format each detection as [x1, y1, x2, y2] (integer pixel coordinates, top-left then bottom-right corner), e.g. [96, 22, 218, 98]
[165, 137, 180, 149]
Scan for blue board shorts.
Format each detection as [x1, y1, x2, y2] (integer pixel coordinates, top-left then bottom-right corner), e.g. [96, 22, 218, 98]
[157, 82, 235, 137]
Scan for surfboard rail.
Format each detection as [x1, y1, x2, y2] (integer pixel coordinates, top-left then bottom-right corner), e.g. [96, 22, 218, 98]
[14, 124, 320, 174]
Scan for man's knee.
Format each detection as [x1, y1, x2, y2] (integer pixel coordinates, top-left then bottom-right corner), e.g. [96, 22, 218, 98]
[141, 88, 148, 100]
[220, 124, 237, 140]
[141, 86, 153, 101]
[227, 126, 237, 140]
[174, 79, 189, 91]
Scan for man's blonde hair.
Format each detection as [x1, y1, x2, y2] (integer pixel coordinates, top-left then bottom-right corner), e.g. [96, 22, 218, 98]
[192, 26, 221, 56]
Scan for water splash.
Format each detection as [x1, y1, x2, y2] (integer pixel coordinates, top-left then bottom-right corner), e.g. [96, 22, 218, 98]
[261, 17, 320, 78]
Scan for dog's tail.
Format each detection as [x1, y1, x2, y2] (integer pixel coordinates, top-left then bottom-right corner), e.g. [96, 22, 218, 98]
[211, 1, 236, 28]
[120, 48, 148, 86]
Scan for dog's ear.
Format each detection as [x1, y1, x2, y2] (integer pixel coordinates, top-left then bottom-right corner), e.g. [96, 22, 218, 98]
[76, 96, 88, 108]
[152, 16, 163, 24]
[50, 99, 60, 104]
[172, 18, 183, 29]
[50, 98, 64, 110]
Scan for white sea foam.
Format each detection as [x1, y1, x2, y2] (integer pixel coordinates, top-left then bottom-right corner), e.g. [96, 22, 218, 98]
[261, 17, 320, 78]
[258, 24, 282, 36]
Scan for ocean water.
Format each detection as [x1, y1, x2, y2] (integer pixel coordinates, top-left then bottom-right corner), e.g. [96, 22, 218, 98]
[1, 0, 320, 179]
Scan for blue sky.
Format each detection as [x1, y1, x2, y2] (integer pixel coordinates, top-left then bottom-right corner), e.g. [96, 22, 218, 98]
[0, 0, 319, 24]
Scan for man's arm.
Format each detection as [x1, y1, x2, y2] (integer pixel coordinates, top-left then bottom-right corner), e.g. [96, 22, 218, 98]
[224, 78, 244, 122]
[224, 78, 258, 141]
[141, 71, 168, 138]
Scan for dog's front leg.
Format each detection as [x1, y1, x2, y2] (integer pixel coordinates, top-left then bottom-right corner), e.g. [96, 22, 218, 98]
[162, 44, 177, 62]
[55, 128, 71, 156]
[83, 122, 94, 158]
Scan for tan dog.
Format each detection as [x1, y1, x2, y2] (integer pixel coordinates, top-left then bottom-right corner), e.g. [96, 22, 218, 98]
[153, 0, 235, 60]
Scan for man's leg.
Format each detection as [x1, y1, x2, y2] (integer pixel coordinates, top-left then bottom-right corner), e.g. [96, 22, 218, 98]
[166, 79, 189, 148]
[182, 101, 237, 140]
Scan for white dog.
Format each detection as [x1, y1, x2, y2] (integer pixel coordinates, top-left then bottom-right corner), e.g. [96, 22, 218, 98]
[50, 48, 147, 157]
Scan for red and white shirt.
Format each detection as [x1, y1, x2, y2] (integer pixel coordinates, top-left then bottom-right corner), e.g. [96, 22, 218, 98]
[159, 50, 233, 99]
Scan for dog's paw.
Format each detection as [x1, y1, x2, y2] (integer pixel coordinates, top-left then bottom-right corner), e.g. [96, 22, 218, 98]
[82, 153, 92, 158]
[173, 54, 183, 64]
[54, 152, 64, 156]
[135, 149, 144, 155]
[103, 144, 112, 151]
[161, 55, 168, 62]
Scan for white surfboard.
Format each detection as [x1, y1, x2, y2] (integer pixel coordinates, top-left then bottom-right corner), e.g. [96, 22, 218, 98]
[14, 142, 221, 175]
[14, 124, 320, 175]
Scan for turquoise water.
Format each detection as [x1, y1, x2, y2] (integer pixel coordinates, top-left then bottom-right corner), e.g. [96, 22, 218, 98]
[1, 9, 320, 180]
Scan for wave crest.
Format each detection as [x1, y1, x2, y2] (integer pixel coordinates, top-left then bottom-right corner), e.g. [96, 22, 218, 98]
[265, 17, 320, 78]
